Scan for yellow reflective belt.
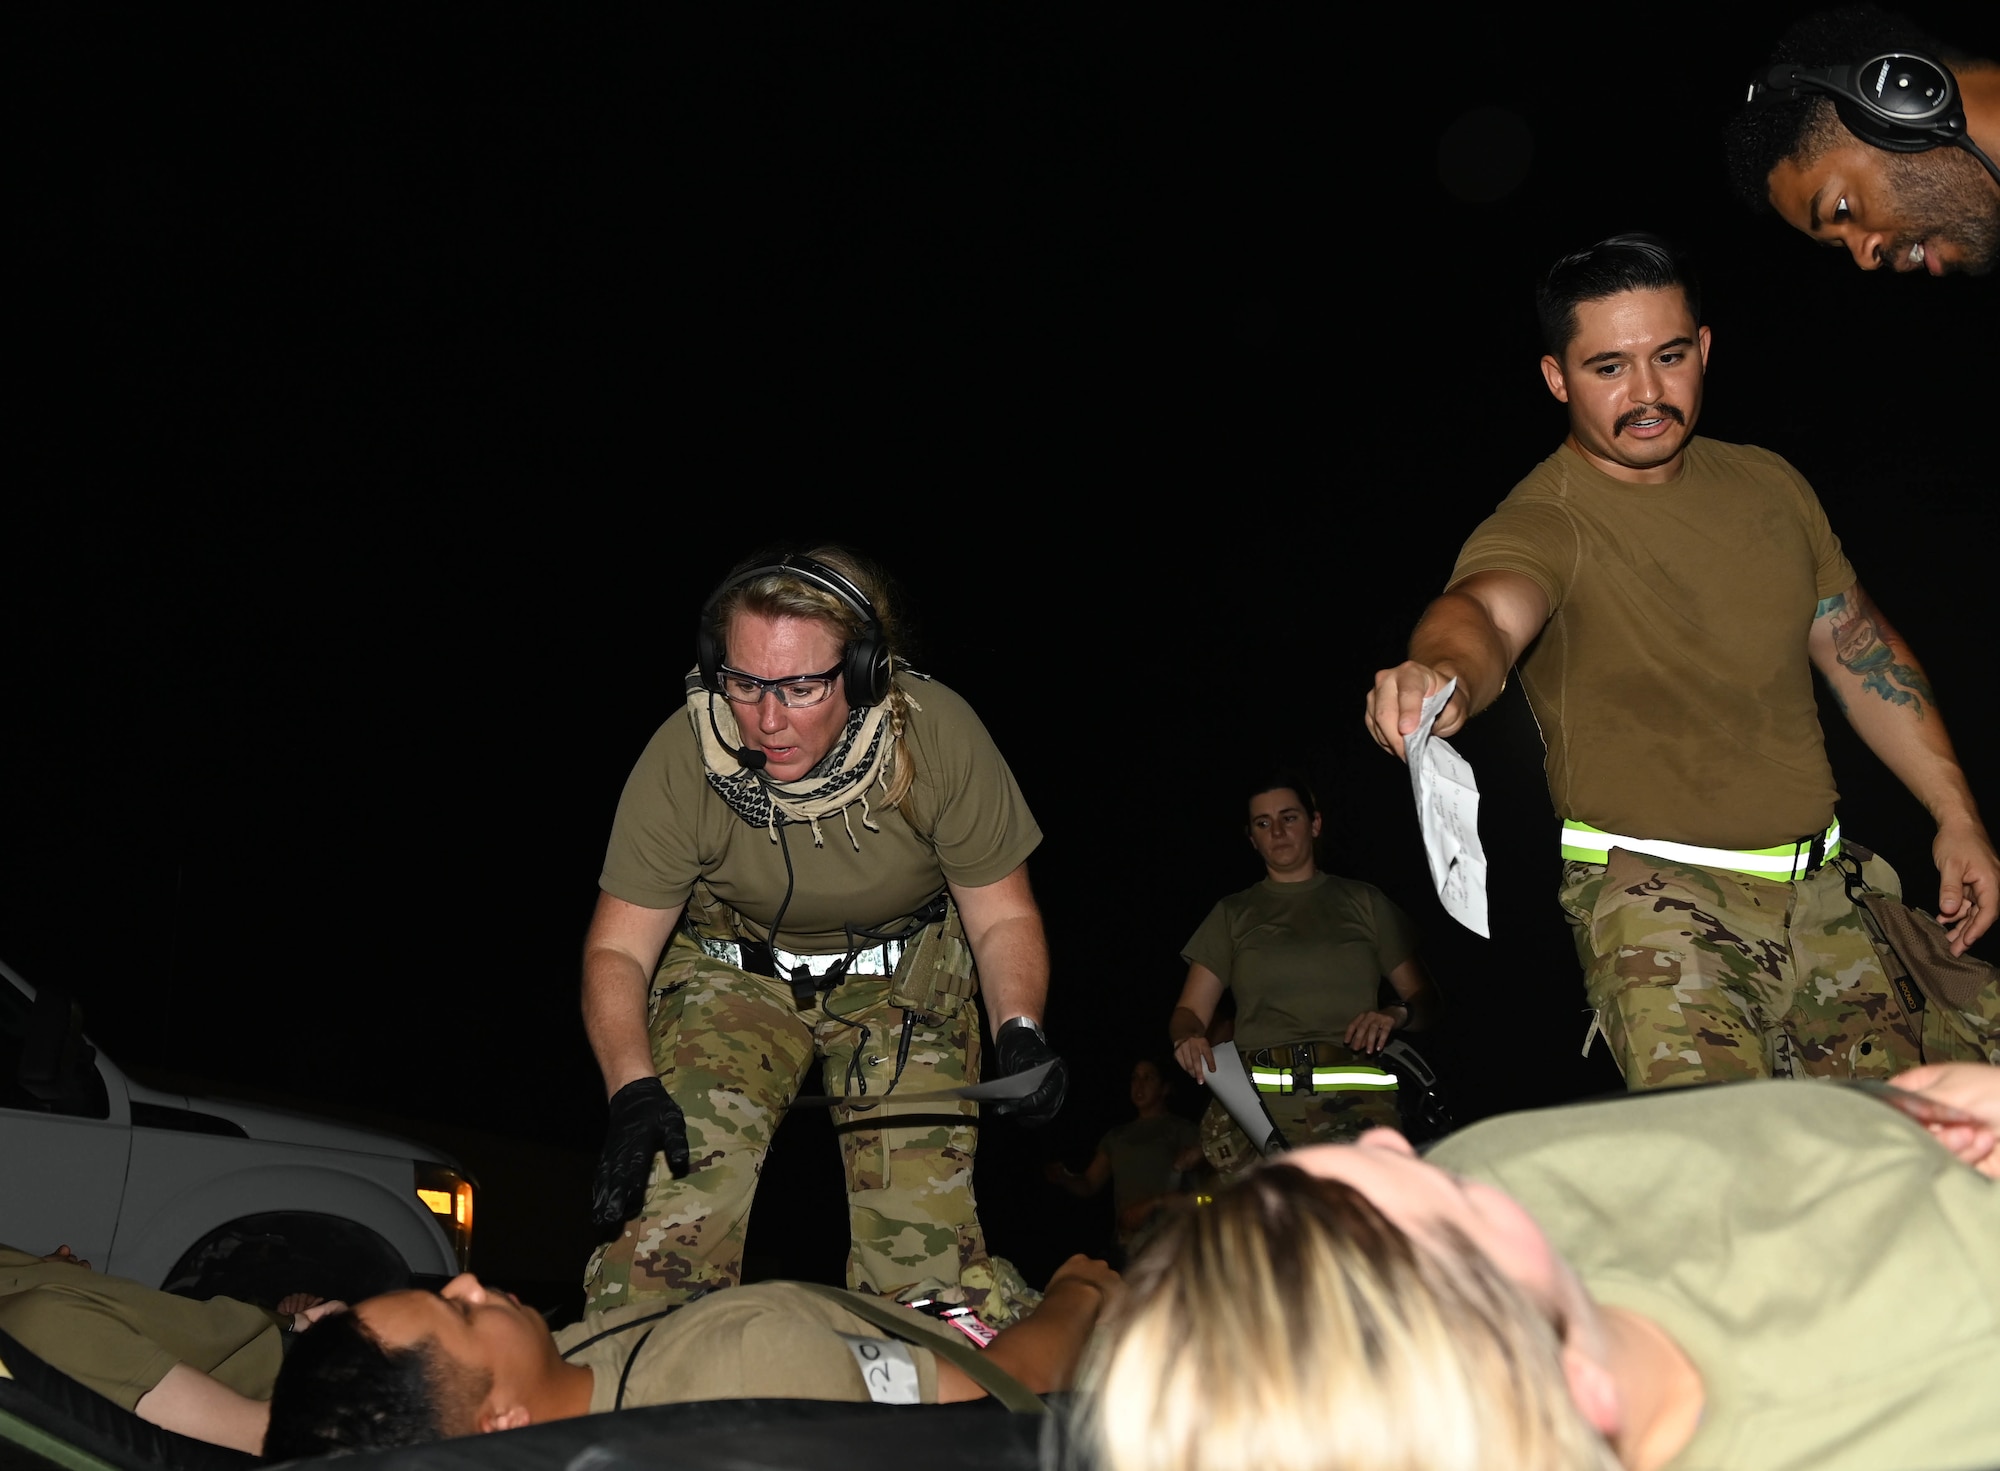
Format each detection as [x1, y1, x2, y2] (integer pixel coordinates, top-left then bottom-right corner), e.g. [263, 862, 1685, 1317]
[1249, 1067, 1399, 1094]
[1559, 818, 1841, 881]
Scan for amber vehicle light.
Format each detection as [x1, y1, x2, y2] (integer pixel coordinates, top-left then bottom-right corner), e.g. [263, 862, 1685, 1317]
[414, 1163, 476, 1271]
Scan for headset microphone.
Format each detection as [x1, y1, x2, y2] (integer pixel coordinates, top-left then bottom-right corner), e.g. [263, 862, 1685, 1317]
[707, 697, 768, 774]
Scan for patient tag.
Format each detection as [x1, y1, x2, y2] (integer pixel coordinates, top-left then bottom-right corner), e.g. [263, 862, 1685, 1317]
[838, 1334, 922, 1404]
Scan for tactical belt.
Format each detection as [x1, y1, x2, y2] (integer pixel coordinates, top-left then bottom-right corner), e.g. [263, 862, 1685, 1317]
[1559, 817, 1842, 882]
[1245, 1043, 1398, 1097]
[693, 934, 908, 981]
[687, 890, 950, 1009]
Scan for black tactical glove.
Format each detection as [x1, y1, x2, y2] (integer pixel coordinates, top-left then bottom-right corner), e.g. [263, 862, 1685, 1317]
[590, 1077, 691, 1230]
[987, 1017, 1068, 1128]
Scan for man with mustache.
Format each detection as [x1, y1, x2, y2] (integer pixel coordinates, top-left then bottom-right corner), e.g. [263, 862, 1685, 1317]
[1725, 5, 1998, 277]
[1364, 232, 1997, 1091]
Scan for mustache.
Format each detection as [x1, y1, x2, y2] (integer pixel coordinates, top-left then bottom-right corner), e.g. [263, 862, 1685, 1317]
[1613, 404, 1686, 435]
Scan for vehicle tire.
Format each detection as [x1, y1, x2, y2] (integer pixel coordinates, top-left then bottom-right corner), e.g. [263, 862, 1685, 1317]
[162, 1212, 410, 1307]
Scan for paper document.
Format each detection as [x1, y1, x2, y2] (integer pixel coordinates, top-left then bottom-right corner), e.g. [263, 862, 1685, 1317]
[1407, 678, 1491, 937]
[1201, 1047, 1285, 1157]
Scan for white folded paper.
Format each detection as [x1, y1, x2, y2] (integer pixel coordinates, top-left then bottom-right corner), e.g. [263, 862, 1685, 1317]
[1407, 677, 1491, 937]
[1200, 1045, 1285, 1156]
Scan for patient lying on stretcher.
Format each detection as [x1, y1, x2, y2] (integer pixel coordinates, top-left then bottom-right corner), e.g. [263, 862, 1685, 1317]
[262, 1253, 1119, 1458]
[2, 1241, 1117, 1459]
[0, 1246, 340, 1454]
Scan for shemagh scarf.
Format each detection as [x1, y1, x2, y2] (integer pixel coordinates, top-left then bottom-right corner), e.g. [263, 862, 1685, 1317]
[685, 672, 903, 850]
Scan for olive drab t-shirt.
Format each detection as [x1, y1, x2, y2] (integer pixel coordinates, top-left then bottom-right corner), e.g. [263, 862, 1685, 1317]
[1431, 1083, 2000, 1471]
[599, 675, 1042, 951]
[0, 1247, 283, 1409]
[556, 1280, 964, 1408]
[1181, 874, 1417, 1052]
[1450, 438, 1856, 850]
[1098, 1114, 1200, 1223]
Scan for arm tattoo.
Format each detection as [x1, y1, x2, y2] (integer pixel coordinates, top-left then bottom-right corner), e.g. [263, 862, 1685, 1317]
[1822, 590, 1936, 716]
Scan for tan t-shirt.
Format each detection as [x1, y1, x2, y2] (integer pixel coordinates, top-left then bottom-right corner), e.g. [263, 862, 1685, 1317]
[1451, 438, 1855, 849]
[600, 675, 1042, 950]
[1181, 874, 1417, 1052]
[1432, 1084, 2000, 1471]
[555, 1281, 967, 1408]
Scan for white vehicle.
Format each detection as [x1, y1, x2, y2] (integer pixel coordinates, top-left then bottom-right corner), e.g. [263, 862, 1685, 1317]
[1, 958, 474, 1305]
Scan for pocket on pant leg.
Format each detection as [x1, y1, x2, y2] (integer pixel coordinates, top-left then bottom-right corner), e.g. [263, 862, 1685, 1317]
[1583, 851, 1774, 1088]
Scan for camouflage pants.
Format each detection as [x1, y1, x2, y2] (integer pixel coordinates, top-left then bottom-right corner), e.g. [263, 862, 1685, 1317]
[1198, 1043, 1402, 1185]
[582, 934, 997, 1317]
[1558, 846, 1922, 1090]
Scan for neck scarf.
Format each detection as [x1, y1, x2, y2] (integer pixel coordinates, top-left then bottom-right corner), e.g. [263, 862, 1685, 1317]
[685, 672, 901, 850]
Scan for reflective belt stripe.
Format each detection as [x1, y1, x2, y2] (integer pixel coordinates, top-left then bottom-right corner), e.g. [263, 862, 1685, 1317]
[1559, 819, 1841, 881]
[1248, 1068, 1399, 1093]
[696, 937, 905, 977]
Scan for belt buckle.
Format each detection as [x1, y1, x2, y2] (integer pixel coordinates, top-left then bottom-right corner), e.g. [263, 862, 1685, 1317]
[1291, 1043, 1315, 1096]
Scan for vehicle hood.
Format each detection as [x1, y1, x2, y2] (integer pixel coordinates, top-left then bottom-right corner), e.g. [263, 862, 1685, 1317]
[124, 1077, 460, 1165]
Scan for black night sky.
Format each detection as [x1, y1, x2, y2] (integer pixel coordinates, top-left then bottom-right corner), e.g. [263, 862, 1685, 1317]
[9, 5, 1997, 1304]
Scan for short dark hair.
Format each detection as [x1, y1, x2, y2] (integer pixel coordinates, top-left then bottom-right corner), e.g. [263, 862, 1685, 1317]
[1535, 233, 1701, 360]
[1246, 773, 1319, 817]
[264, 1309, 487, 1459]
[1722, 5, 1967, 214]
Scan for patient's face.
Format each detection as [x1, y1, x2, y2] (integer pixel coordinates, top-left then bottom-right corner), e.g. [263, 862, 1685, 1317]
[1290, 1130, 1565, 1315]
[359, 1273, 559, 1408]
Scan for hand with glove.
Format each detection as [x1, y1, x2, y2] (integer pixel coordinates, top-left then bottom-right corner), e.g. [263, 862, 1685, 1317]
[591, 1076, 692, 1229]
[987, 1016, 1068, 1128]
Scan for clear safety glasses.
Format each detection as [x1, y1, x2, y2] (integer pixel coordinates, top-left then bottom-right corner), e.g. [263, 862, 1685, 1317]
[716, 662, 844, 708]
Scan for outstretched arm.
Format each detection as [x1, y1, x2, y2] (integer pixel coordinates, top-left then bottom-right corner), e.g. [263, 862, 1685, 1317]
[1808, 582, 1996, 952]
[934, 1256, 1122, 1402]
[1365, 571, 1552, 761]
[1045, 1149, 1113, 1198]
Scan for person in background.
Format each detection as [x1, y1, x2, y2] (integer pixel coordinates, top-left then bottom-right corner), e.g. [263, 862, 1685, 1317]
[1046, 1060, 1202, 1262]
[1169, 776, 1440, 1178]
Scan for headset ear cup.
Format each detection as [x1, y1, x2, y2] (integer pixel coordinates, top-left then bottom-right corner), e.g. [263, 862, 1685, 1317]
[1832, 95, 1941, 153]
[846, 632, 891, 707]
[695, 618, 725, 692]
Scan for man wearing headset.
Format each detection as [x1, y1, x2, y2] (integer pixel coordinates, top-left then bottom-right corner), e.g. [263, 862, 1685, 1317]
[1364, 233, 1998, 1093]
[580, 548, 1066, 1326]
[1725, 6, 1998, 276]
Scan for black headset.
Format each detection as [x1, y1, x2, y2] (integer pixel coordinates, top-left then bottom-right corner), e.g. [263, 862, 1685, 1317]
[695, 553, 894, 709]
[1750, 52, 2000, 184]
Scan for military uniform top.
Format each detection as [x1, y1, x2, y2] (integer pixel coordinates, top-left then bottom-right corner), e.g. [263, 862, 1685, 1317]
[1450, 438, 1856, 850]
[1181, 873, 1416, 1053]
[0, 1246, 282, 1410]
[1431, 1083, 2000, 1471]
[601, 675, 1041, 952]
[556, 1281, 971, 1408]
[1098, 1114, 1199, 1222]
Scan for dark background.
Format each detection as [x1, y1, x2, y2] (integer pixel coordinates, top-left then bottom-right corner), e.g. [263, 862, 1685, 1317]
[9, 4, 1996, 1311]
